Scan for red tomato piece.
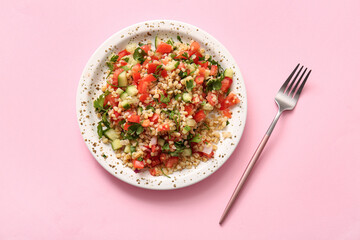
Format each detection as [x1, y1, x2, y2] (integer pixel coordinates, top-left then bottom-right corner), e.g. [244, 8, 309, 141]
[132, 159, 145, 169]
[147, 63, 159, 74]
[157, 123, 170, 131]
[138, 80, 149, 94]
[188, 41, 200, 56]
[140, 44, 151, 54]
[139, 93, 149, 103]
[104, 94, 118, 107]
[192, 51, 202, 64]
[222, 108, 232, 118]
[178, 62, 185, 70]
[127, 114, 140, 123]
[156, 43, 173, 54]
[149, 168, 157, 176]
[198, 67, 206, 76]
[194, 110, 206, 122]
[206, 93, 218, 106]
[149, 113, 159, 123]
[195, 76, 204, 85]
[124, 122, 131, 131]
[220, 93, 241, 110]
[161, 69, 168, 77]
[120, 61, 128, 66]
[199, 61, 209, 69]
[142, 119, 150, 127]
[112, 68, 124, 85]
[165, 157, 179, 168]
[202, 151, 214, 158]
[118, 49, 130, 59]
[175, 51, 188, 59]
[221, 77, 233, 93]
[142, 74, 157, 82]
[160, 153, 168, 163]
[210, 65, 218, 76]
[184, 104, 194, 116]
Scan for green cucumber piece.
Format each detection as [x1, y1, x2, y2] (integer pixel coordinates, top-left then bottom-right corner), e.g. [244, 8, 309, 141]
[104, 129, 120, 141]
[124, 145, 131, 153]
[158, 138, 165, 146]
[120, 92, 129, 100]
[115, 88, 124, 95]
[126, 85, 138, 96]
[155, 36, 161, 48]
[203, 103, 214, 111]
[126, 43, 138, 54]
[118, 71, 128, 87]
[121, 100, 131, 109]
[182, 148, 192, 157]
[224, 68, 234, 78]
[111, 139, 122, 150]
[182, 92, 192, 102]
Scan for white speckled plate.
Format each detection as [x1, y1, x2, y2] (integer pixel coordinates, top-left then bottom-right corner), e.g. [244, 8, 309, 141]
[76, 20, 247, 190]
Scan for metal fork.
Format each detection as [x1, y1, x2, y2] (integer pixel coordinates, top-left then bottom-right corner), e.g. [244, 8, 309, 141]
[219, 64, 312, 224]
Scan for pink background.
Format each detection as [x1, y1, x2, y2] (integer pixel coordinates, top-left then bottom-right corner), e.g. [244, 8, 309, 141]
[1, 0, 360, 239]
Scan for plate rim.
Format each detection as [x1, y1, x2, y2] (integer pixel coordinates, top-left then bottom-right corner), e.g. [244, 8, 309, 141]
[76, 19, 247, 190]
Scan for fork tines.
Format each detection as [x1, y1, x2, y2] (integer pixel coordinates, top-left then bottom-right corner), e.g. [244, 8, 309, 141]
[280, 64, 311, 99]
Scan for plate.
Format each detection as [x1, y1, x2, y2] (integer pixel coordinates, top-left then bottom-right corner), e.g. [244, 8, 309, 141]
[76, 20, 247, 190]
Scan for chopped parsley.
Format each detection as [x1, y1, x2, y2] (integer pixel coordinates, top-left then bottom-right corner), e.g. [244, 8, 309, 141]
[137, 157, 143, 161]
[186, 79, 194, 91]
[160, 94, 170, 103]
[133, 47, 147, 63]
[162, 142, 170, 151]
[178, 70, 188, 79]
[184, 125, 191, 132]
[190, 134, 202, 143]
[177, 35, 183, 43]
[130, 146, 136, 153]
[146, 105, 155, 112]
[161, 168, 171, 178]
[110, 55, 119, 62]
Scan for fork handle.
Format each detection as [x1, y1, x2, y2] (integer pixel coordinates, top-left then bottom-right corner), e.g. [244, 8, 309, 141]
[219, 110, 282, 224]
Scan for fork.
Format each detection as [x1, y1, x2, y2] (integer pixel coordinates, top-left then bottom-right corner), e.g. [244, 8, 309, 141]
[219, 64, 312, 224]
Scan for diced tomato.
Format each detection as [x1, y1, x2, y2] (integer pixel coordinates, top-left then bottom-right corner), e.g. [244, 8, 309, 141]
[151, 145, 157, 153]
[184, 104, 194, 116]
[221, 77, 233, 93]
[138, 80, 149, 94]
[160, 153, 168, 163]
[149, 113, 159, 123]
[149, 157, 161, 167]
[142, 74, 157, 82]
[175, 51, 188, 60]
[132, 72, 140, 84]
[142, 58, 150, 67]
[161, 69, 168, 77]
[178, 62, 185, 70]
[161, 59, 169, 65]
[188, 41, 200, 56]
[199, 61, 209, 69]
[165, 157, 179, 168]
[112, 68, 124, 85]
[157, 123, 170, 131]
[194, 110, 206, 122]
[217, 93, 226, 104]
[104, 94, 118, 107]
[156, 43, 173, 54]
[198, 67, 206, 76]
[192, 51, 202, 64]
[142, 119, 150, 127]
[139, 93, 149, 103]
[151, 56, 159, 61]
[110, 110, 120, 123]
[210, 65, 218, 76]
[132, 63, 141, 84]
[222, 108, 232, 118]
[132, 159, 145, 169]
[206, 93, 218, 106]
[149, 168, 157, 176]
[120, 61, 128, 66]
[127, 114, 140, 123]
[118, 49, 130, 59]
[195, 76, 204, 85]
[220, 93, 241, 110]
[124, 122, 131, 131]
[147, 63, 159, 74]
[202, 151, 214, 158]
[140, 44, 151, 54]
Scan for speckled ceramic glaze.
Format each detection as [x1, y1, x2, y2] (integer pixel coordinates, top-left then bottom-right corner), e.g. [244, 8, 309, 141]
[76, 20, 247, 190]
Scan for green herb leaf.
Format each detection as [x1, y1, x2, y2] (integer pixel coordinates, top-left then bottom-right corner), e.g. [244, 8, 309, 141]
[206, 79, 222, 91]
[133, 47, 147, 64]
[106, 62, 114, 72]
[190, 134, 202, 143]
[186, 79, 194, 91]
[174, 94, 182, 101]
[226, 120, 230, 126]
[146, 105, 155, 112]
[161, 168, 171, 178]
[184, 125, 191, 132]
[174, 61, 180, 69]
[120, 66, 130, 71]
[179, 70, 188, 79]
[123, 57, 129, 63]
[136, 125, 144, 135]
[110, 55, 119, 62]
[162, 142, 170, 151]
[137, 157, 143, 161]
[177, 35, 183, 43]
[93, 92, 109, 112]
[182, 52, 189, 59]
[160, 94, 170, 103]
[130, 146, 136, 153]
[166, 38, 174, 46]
[170, 53, 176, 59]
[97, 121, 103, 138]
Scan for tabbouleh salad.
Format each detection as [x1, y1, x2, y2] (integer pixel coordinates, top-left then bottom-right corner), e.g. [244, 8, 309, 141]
[93, 36, 240, 177]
